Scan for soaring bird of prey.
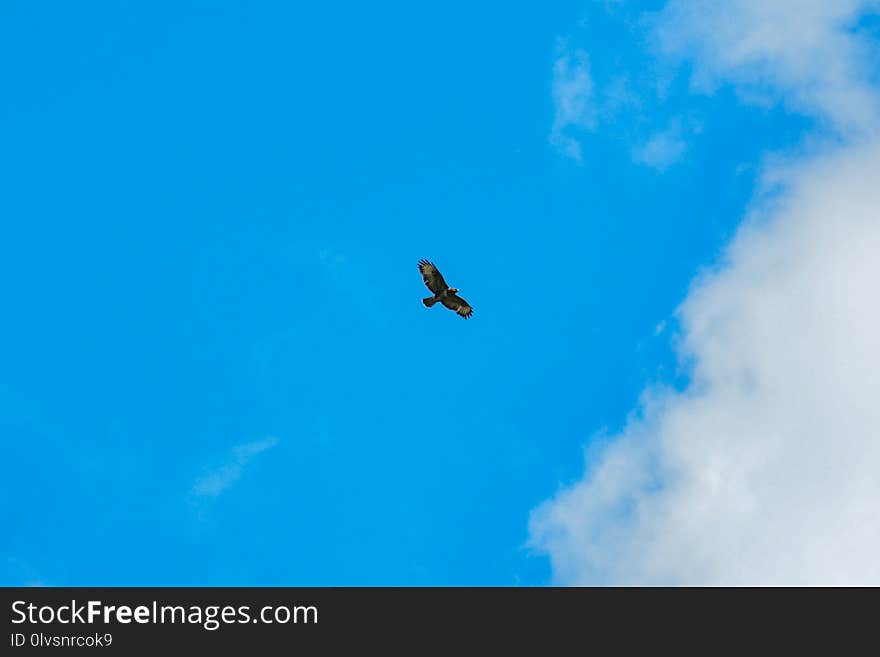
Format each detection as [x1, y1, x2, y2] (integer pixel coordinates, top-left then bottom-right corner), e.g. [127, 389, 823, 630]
[418, 259, 473, 319]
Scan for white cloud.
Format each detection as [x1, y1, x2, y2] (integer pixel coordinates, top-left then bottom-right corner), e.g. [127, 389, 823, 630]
[530, 1, 880, 584]
[654, 0, 880, 135]
[550, 46, 596, 162]
[192, 436, 279, 498]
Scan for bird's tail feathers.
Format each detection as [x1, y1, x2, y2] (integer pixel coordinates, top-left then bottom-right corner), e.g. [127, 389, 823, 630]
[422, 296, 438, 307]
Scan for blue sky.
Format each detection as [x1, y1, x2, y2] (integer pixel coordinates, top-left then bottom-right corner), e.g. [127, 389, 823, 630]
[4, 1, 870, 585]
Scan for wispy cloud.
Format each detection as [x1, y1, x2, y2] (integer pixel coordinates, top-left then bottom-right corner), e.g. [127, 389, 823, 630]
[3, 556, 48, 587]
[531, 0, 880, 584]
[192, 436, 279, 498]
[632, 122, 687, 170]
[548, 38, 695, 168]
[550, 45, 596, 162]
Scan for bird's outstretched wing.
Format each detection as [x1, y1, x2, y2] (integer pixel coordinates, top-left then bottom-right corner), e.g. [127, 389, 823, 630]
[441, 292, 473, 319]
[418, 259, 448, 295]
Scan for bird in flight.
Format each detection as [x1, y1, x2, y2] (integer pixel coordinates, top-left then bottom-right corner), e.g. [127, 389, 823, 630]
[418, 259, 473, 319]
